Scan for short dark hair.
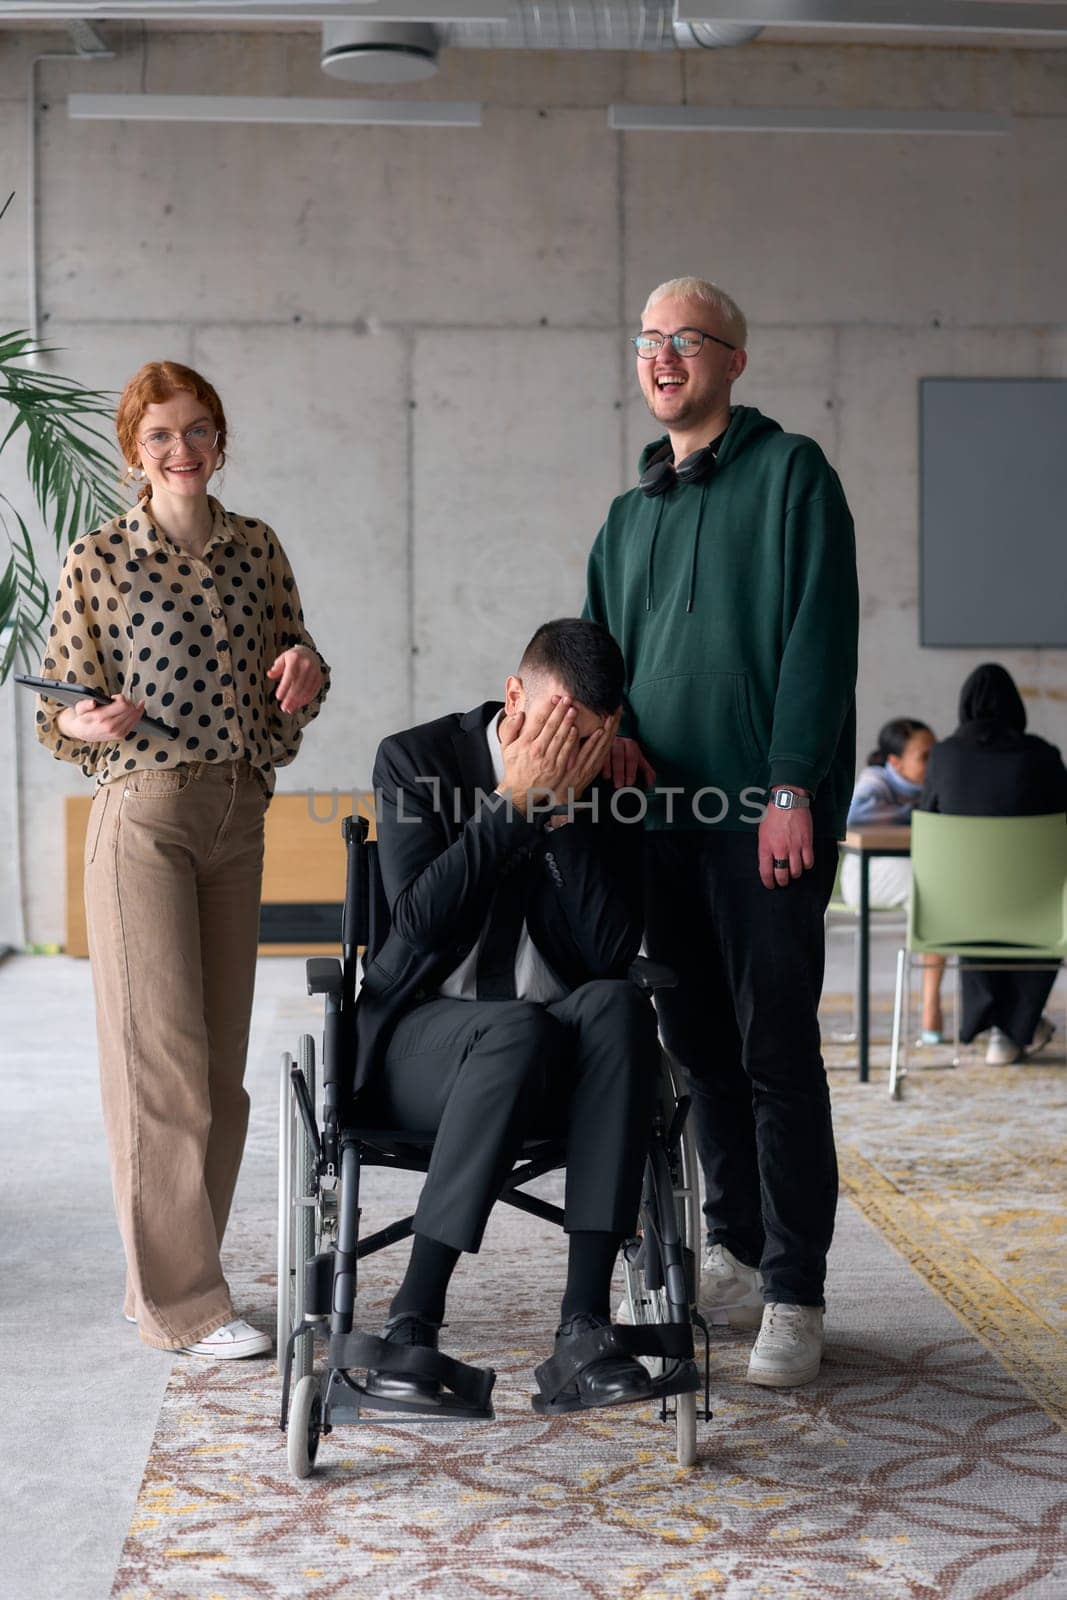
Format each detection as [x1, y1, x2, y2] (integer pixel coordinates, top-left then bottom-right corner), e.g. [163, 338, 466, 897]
[518, 618, 625, 716]
[867, 717, 932, 767]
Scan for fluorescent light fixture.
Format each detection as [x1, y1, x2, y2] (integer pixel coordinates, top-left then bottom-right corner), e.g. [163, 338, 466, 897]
[674, 2, 1067, 36]
[8, 3, 508, 18]
[68, 93, 482, 127]
[608, 105, 1012, 135]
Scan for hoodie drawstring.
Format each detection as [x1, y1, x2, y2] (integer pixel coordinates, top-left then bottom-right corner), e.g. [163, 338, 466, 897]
[645, 496, 666, 612]
[685, 483, 708, 614]
[644, 479, 708, 613]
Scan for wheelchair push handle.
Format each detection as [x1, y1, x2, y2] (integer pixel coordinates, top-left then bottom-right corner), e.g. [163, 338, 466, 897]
[341, 814, 371, 957]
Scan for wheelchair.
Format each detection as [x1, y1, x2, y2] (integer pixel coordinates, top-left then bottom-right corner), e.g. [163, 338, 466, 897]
[277, 815, 710, 1477]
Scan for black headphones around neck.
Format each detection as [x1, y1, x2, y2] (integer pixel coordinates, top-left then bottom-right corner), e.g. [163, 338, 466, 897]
[638, 440, 720, 498]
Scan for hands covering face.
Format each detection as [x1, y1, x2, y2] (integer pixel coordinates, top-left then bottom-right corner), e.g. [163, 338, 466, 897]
[497, 696, 622, 818]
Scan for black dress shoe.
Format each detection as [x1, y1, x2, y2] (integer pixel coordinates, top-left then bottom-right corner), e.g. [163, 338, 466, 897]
[364, 1314, 442, 1403]
[555, 1313, 653, 1408]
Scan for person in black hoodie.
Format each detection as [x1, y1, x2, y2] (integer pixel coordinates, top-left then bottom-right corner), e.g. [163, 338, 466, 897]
[920, 662, 1067, 1064]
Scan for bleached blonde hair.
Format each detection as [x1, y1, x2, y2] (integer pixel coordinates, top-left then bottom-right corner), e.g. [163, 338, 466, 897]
[641, 277, 748, 349]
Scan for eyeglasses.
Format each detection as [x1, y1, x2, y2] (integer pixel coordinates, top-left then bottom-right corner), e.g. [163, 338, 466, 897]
[138, 423, 220, 460]
[631, 328, 736, 359]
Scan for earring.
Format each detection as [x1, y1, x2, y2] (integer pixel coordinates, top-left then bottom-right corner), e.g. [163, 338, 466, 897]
[127, 465, 146, 483]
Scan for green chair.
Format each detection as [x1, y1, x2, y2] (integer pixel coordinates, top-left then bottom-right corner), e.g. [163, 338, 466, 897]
[889, 812, 1067, 1100]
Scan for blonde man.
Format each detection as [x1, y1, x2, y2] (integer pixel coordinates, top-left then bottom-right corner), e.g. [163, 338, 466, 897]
[584, 276, 858, 1387]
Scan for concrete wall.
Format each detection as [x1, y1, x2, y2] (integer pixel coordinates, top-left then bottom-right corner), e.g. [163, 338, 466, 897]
[2, 30, 1066, 942]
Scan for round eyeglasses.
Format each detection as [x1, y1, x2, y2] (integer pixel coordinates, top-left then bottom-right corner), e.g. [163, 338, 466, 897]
[138, 423, 220, 460]
[631, 328, 736, 359]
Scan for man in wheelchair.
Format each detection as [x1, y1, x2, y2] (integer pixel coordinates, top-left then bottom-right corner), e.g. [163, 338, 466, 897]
[356, 618, 662, 1411]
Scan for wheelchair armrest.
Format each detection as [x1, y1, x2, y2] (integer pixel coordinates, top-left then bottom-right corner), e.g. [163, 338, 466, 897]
[306, 957, 343, 997]
[628, 957, 678, 992]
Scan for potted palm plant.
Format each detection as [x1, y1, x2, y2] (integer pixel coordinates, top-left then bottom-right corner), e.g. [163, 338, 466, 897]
[0, 325, 123, 681]
[2, 189, 126, 956]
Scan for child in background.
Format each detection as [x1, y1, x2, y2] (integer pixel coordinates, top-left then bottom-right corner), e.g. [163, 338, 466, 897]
[842, 718, 946, 1044]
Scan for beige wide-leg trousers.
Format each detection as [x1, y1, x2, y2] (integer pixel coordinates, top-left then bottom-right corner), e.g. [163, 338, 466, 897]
[84, 759, 266, 1349]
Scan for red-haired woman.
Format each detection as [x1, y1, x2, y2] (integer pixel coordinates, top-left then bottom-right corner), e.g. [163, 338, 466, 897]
[36, 361, 329, 1357]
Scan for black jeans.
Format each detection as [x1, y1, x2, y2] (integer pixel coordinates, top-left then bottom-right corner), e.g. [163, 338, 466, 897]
[960, 960, 1058, 1048]
[643, 830, 839, 1307]
[361, 979, 661, 1254]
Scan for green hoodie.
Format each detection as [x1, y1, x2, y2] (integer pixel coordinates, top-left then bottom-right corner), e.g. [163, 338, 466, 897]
[584, 405, 858, 834]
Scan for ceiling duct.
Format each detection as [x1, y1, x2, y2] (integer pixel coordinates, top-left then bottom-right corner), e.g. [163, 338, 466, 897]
[322, 7, 762, 71]
[446, 2, 715, 52]
[321, 21, 441, 83]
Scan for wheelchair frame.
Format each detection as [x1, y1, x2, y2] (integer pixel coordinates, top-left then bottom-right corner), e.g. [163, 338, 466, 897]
[277, 815, 709, 1476]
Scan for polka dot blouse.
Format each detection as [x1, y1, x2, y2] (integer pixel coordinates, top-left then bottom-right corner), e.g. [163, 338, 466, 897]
[35, 496, 330, 788]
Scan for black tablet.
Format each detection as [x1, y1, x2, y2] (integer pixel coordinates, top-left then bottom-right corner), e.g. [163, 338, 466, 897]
[15, 674, 179, 740]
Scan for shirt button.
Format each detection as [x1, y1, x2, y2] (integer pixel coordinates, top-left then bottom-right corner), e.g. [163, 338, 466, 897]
[211, 607, 223, 620]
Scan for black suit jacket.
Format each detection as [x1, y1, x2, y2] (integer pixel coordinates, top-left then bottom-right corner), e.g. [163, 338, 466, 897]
[351, 701, 644, 1098]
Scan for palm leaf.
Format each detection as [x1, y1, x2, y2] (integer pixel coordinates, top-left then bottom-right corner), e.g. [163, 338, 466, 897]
[0, 331, 122, 548]
[0, 330, 124, 684]
[0, 495, 52, 678]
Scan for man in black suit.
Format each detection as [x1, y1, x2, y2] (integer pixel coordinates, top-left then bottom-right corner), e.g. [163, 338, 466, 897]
[357, 618, 660, 1410]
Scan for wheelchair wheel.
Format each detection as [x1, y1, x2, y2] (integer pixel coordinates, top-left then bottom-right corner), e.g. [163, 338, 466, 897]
[287, 1374, 322, 1479]
[275, 1036, 317, 1377]
[622, 1056, 701, 1333]
[675, 1391, 697, 1469]
[621, 1052, 702, 1468]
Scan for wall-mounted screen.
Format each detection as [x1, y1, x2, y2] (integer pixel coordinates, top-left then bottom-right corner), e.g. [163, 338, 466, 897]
[920, 378, 1067, 648]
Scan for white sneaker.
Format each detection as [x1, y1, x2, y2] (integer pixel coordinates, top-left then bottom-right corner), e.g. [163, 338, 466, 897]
[699, 1243, 764, 1329]
[178, 1318, 272, 1359]
[747, 1302, 824, 1388]
[1024, 1015, 1055, 1060]
[986, 1027, 1022, 1066]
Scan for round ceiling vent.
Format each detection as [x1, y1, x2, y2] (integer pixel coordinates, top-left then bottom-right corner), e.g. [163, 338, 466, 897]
[321, 22, 441, 85]
[672, 20, 764, 48]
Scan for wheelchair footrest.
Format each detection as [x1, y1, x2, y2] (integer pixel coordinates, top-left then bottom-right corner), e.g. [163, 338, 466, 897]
[531, 1321, 695, 1413]
[329, 1330, 496, 1419]
[532, 1357, 701, 1416]
[332, 1378, 495, 1421]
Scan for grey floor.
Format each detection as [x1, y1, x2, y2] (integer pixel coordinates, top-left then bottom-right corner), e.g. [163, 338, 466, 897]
[0, 929, 915, 1600]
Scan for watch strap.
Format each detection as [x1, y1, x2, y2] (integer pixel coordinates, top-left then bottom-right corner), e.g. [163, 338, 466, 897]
[772, 788, 812, 810]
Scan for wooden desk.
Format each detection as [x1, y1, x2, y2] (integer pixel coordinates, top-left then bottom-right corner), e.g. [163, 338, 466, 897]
[841, 825, 912, 1083]
[65, 791, 375, 958]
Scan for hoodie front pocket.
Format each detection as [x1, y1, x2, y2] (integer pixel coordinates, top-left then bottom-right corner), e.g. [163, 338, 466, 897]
[733, 674, 765, 776]
[627, 671, 767, 797]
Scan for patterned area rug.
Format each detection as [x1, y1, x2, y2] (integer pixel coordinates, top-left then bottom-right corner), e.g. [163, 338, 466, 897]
[823, 990, 1067, 1427]
[110, 979, 1067, 1600]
